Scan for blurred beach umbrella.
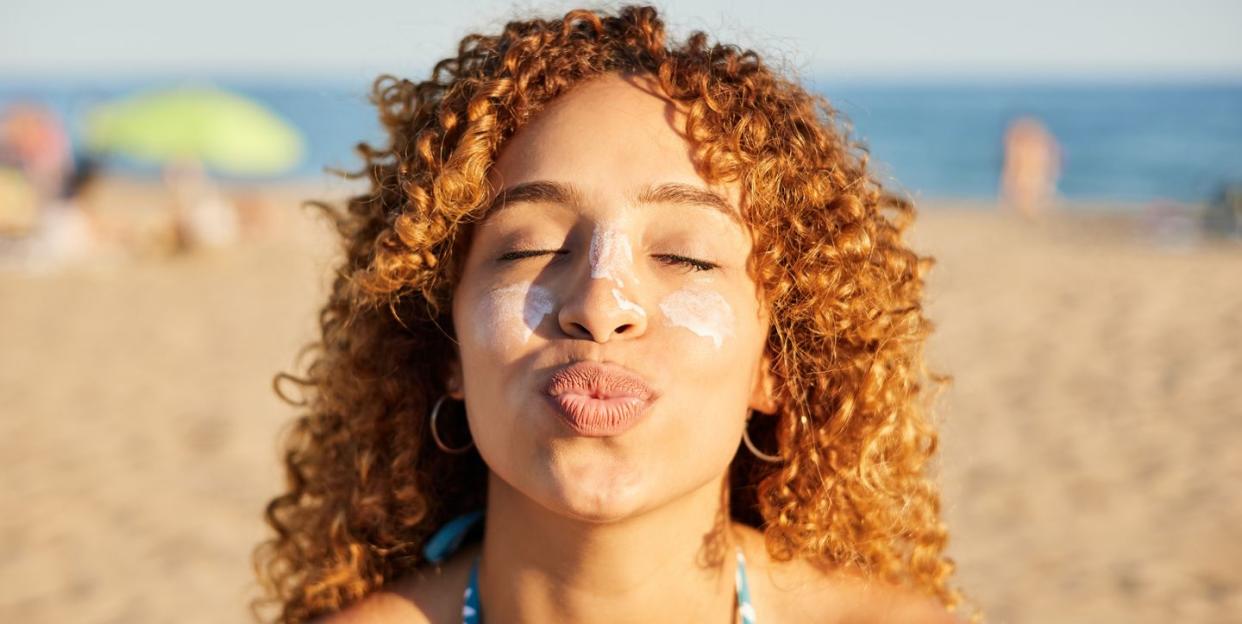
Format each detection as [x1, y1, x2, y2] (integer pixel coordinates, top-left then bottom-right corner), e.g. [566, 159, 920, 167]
[84, 85, 305, 177]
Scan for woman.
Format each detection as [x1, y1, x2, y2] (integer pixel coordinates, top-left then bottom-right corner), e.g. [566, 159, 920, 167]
[254, 5, 968, 622]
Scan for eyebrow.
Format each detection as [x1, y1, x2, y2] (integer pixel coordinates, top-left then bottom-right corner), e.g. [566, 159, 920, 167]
[483, 180, 738, 223]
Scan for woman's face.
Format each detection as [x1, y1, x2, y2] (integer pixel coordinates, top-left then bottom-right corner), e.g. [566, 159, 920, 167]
[449, 72, 775, 522]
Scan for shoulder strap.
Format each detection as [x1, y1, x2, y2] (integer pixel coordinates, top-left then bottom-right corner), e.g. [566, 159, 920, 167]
[422, 510, 484, 565]
[462, 555, 482, 623]
[736, 547, 757, 624]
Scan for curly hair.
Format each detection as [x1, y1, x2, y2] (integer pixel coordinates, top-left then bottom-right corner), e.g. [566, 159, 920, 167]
[252, 4, 965, 622]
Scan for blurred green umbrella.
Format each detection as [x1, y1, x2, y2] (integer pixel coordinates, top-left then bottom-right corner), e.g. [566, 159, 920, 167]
[84, 85, 305, 177]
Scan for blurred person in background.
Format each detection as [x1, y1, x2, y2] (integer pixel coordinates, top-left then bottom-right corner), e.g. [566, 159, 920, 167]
[1000, 116, 1061, 219]
[0, 103, 72, 201]
[1202, 182, 1242, 239]
[0, 103, 105, 270]
[162, 157, 241, 252]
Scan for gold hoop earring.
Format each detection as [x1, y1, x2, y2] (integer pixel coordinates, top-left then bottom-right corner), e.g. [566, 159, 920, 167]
[430, 394, 474, 454]
[743, 410, 783, 463]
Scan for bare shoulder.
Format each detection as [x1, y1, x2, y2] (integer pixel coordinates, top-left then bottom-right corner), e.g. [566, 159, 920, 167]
[309, 542, 478, 624]
[732, 524, 958, 624]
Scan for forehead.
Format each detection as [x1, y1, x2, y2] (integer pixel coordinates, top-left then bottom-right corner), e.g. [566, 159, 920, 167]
[487, 72, 741, 211]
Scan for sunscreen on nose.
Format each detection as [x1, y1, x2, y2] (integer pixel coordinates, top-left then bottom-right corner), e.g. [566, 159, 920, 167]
[612, 288, 647, 317]
[588, 220, 648, 320]
[588, 221, 636, 287]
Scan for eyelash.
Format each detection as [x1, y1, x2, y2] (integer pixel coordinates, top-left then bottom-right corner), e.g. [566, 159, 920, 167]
[497, 249, 718, 272]
[657, 253, 718, 272]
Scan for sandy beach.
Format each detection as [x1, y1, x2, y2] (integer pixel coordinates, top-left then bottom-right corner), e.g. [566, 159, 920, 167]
[1, 179, 1238, 623]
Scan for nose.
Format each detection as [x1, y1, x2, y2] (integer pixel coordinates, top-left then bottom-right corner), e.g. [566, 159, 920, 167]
[557, 271, 648, 343]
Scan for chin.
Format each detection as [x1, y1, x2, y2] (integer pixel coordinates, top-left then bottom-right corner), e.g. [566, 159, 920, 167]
[542, 459, 650, 523]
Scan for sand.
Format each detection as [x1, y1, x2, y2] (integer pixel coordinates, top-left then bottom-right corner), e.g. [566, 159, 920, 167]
[914, 204, 1242, 622]
[1, 181, 1238, 623]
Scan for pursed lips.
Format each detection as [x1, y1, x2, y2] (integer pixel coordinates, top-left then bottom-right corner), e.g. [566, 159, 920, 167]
[543, 360, 657, 437]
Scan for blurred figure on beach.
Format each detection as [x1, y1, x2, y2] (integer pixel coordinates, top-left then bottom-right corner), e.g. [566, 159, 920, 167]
[78, 83, 306, 255]
[162, 157, 240, 252]
[1000, 116, 1061, 219]
[0, 103, 72, 201]
[1, 103, 73, 236]
[0, 103, 105, 270]
[1202, 183, 1242, 239]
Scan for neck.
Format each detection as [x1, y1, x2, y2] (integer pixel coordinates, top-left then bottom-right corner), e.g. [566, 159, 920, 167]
[477, 470, 740, 624]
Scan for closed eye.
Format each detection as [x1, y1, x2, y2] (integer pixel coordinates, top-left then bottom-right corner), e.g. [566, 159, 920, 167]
[498, 250, 718, 272]
[653, 254, 718, 272]
[497, 249, 567, 262]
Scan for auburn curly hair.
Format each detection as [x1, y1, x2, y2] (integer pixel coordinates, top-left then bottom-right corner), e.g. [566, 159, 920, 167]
[252, 4, 966, 622]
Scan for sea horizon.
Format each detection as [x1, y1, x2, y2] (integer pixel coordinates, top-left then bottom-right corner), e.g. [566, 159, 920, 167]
[3, 72, 1240, 205]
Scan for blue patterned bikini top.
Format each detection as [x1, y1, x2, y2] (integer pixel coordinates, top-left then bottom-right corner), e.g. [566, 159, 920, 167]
[423, 511, 757, 624]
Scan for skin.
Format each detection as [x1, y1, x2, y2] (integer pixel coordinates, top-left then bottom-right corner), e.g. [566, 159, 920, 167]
[320, 72, 955, 623]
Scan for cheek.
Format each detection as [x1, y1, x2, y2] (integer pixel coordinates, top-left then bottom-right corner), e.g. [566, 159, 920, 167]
[470, 283, 555, 350]
[657, 288, 735, 350]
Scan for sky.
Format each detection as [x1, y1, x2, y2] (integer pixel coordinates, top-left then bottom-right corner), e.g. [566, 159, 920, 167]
[3, 0, 1241, 81]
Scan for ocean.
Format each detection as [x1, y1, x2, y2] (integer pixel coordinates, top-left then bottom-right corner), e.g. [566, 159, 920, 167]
[2, 77, 1239, 205]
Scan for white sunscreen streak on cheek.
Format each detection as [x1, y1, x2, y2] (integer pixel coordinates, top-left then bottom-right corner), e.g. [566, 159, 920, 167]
[484, 284, 555, 344]
[659, 289, 734, 349]
[522, 285, 556, 340]
[588, 222, 635, 287]
[611, 288, 647, 317]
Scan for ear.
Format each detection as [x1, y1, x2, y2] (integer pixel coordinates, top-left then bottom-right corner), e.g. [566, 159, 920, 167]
[445, 356, 465, 400]
[748, 348, 779, 415]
